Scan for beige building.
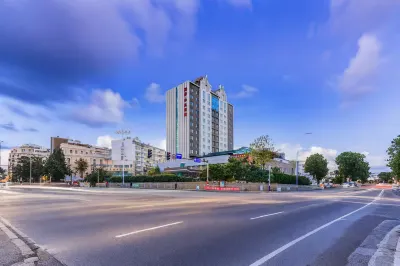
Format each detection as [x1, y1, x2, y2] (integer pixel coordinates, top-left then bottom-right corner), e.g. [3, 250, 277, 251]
[59, 139, 111, 178]
[8, 144, 50, 174]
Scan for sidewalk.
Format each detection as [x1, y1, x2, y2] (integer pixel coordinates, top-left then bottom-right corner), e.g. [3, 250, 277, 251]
[0, 225, 23, 266]
[0, 218, 64, 266]
[0, 219, 37, 266]
[346, 220, 400, 266]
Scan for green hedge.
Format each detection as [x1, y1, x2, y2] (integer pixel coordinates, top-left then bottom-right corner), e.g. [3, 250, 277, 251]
[109, 174, 198, 183]
[108, 172, 310, 185]
[272, 173, 310, 185]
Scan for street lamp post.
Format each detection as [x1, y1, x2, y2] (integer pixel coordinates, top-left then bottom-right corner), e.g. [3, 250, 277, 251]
[202, 159, 209, 184]
[116, 130, 130, 186]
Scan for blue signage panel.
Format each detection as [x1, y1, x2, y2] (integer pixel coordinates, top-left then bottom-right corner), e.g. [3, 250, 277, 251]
[194, 158, 201, 163]
[176, 153, 182, 159]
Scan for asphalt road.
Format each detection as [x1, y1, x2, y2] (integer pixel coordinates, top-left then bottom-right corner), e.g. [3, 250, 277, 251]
[1, 186, 399, 266]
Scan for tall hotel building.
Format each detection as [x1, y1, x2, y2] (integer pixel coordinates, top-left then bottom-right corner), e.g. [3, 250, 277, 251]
[166, 76, 234, 159]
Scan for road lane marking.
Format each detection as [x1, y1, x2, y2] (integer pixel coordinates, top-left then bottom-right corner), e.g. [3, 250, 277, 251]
[249, 190, 384, 266]
[115, 221, 183, 238]
[250, 212, 284, 220]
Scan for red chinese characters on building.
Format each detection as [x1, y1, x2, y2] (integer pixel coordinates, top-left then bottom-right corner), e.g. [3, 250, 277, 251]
[184, 87, 188, 117]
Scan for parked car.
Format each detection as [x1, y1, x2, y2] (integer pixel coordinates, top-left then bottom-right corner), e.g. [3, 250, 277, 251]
[324, 183, 332, 188]
[349, 182, 358, 188]
[342, 182, 350, 188]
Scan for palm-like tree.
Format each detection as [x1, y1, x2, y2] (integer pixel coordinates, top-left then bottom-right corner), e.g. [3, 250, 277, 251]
[74, 158, 88, 179]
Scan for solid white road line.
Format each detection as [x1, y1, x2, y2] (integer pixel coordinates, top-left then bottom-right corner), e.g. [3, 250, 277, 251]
[250, 212, 284, 220]
[249, 190, 384, 266]
[115, 221, 184, 238]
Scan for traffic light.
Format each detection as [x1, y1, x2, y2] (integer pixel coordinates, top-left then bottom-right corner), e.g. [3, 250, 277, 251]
[147, 149, 152, 159]
[167, 152, 171, 161]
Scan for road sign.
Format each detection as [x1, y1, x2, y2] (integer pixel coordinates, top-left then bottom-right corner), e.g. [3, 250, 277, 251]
[176, 153, 182, 159]
[194, 158, 201, 163]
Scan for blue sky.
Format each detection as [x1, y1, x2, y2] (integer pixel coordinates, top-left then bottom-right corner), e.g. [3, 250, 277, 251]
[0, 0, 399, 172]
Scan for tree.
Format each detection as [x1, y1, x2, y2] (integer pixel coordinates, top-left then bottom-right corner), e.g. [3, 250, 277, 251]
[271, 167, 281, 174]
[208, 164, 229, 181]
[304, 154, 329, 184]
[74, 158, 88, 179]
[11, 156, 45, 182]
[332, 170, 343, 184]
[250, 135, 276, 170]
[387, 135, 400, 181]
[0, 167, 5, 175]
[378, 172, 392, 183]
[87, 167, 111, 187]
[226, 157, 247, 180]
[335, 152, 370, 183]
[147, 166, 161, 176]
[44, 149, 69, 182]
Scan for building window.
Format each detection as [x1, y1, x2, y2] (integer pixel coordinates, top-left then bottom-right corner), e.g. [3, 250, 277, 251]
[70, 150, 73, 154]
[81, 150, 83, 154]
[75, 150, 77, 154]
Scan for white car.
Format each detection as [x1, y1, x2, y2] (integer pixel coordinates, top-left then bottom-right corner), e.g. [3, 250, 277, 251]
[342, 183, 350, 188]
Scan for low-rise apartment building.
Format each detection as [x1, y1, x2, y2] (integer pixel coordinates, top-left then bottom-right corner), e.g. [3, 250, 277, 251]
[59, 139, 112, 178]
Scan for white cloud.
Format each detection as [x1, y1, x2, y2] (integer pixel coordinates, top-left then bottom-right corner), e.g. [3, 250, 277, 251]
[338, 33, 381, 101]
[129, 97, 140, 109]
[96, 135, 115, 149]
[145, 83, 165, 103]
[277, 143, 339, 171]
[362, 151, 388, 170]
[71, 89, 128, 126]
[0, 149, 10, 169]
[329, 0, 400, 35]
[158, 139, 167, 150]
[233, 84, 258, 98]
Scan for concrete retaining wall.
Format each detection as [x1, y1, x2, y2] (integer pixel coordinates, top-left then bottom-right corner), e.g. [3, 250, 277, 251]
[108, 182, 321, 192]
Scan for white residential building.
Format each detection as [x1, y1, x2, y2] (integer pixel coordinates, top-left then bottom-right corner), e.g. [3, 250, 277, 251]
[111, 137, 166, 176]
[166, 75, 234, 159]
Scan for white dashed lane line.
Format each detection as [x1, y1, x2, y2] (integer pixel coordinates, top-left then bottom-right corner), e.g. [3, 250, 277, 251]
[115, 221, 184, 238]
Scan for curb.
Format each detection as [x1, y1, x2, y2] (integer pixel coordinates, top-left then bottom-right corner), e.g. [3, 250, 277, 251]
[0, 218, 37, 266]
[346, 220, 400, 266]
[0, 217, 66, 266]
